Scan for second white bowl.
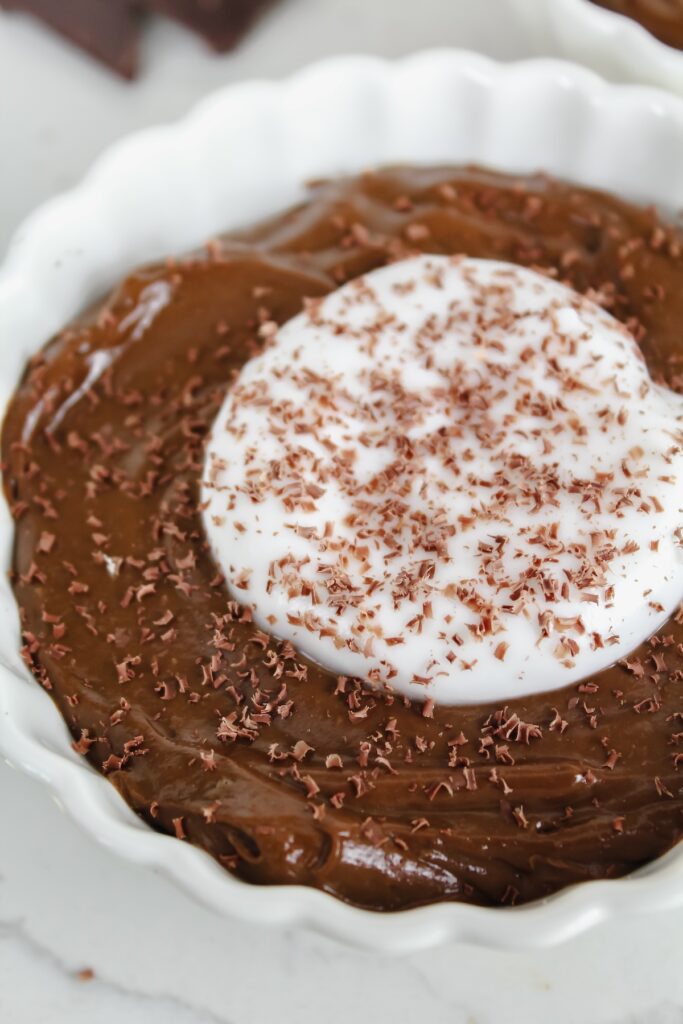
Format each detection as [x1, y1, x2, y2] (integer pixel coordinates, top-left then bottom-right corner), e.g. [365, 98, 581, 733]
[513, 0, 683, 95]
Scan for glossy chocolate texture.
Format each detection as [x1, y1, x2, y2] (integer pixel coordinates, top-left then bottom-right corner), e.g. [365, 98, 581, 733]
[3, 166, 682, 910]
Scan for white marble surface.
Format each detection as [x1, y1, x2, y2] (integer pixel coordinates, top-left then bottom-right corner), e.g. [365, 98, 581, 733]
[2, 756, 683, 1024]
[0, 0, 536, 257]
[0, 1, 682, 1020]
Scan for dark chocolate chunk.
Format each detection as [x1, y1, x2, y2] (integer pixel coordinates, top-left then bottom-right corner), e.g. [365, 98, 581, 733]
[145, 0, 275, 51]
[0, 0, 277, 78]
[0, 0, 141, 79]
[590, 0, 683, 51]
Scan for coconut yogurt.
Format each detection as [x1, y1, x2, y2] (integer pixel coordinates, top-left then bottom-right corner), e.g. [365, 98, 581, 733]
[202, 255, 683, 704]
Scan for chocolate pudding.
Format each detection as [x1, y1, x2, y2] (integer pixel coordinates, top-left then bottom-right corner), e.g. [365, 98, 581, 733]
[3, 166, 682, 910]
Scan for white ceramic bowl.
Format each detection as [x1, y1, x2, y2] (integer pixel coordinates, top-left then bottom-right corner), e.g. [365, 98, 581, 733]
[1, 50, 683, 954]
[512, 0, 683, 95]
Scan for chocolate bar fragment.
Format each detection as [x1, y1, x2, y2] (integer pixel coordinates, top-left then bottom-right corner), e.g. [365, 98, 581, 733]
[146, 0, 277, 52]
[0, 0, 277, 78]
[590, 0, 683, 51]
[0, 0, 141, 79]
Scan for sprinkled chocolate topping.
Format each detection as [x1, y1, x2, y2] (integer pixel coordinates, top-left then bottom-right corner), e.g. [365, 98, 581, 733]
[2, 165, 682, 911]
[203, 255, 682, 703]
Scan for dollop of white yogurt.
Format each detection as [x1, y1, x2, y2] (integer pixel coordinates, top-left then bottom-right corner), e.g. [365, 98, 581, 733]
[202, 256, 683, 704]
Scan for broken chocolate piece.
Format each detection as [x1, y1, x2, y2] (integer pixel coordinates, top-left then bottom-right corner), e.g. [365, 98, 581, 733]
[0, 0, 277, 78]
[0, 0, 140, 78]
[146, 0, 275, 51]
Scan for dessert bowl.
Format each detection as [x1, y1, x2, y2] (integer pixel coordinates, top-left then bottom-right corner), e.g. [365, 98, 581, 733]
[512, 0, 683, 95]
[1, 49, 683, 953]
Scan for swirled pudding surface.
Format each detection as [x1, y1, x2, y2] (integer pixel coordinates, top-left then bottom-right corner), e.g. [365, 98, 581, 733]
[3, 166, 682, 910]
